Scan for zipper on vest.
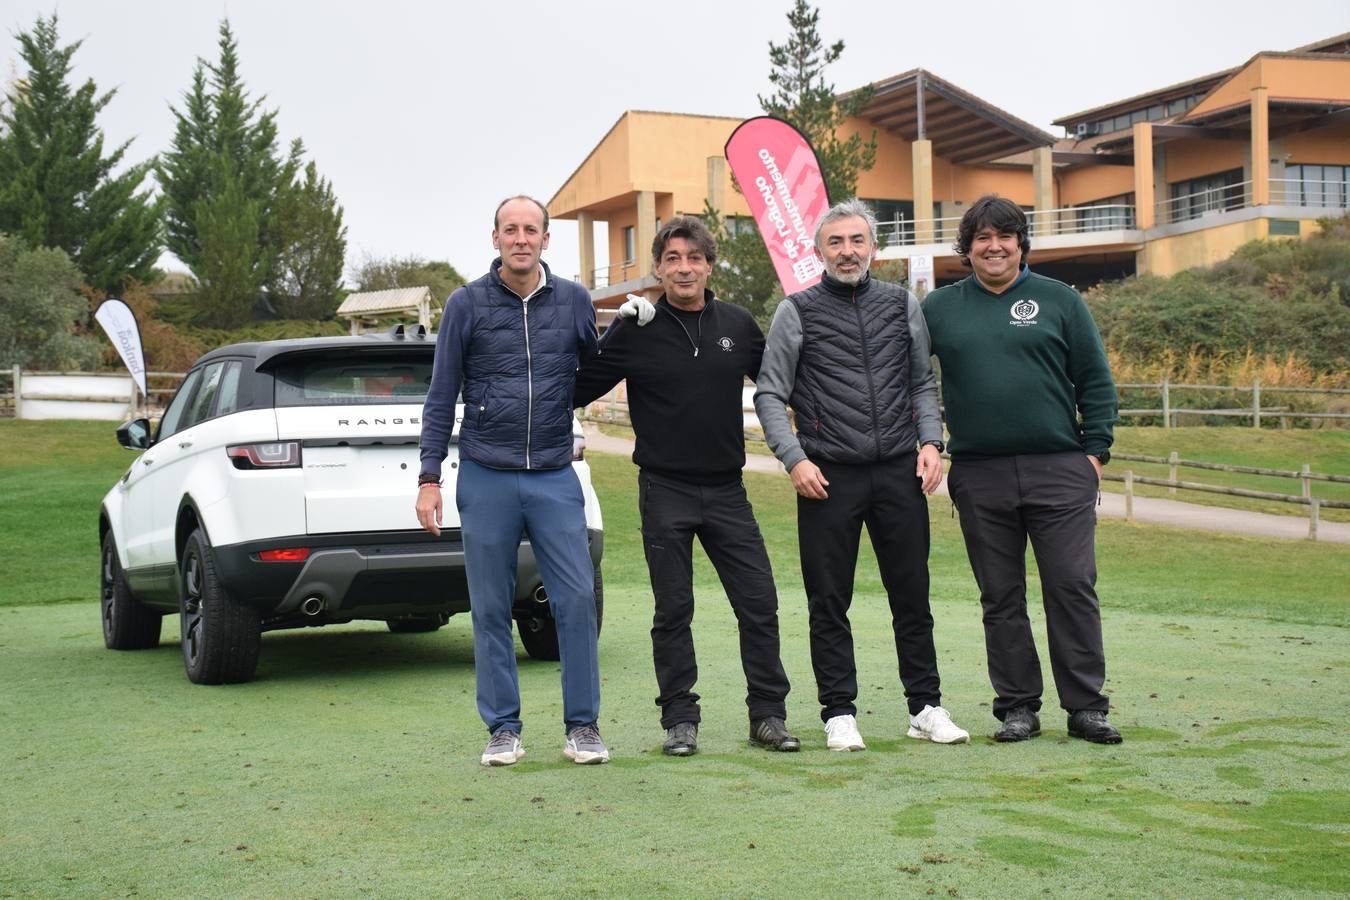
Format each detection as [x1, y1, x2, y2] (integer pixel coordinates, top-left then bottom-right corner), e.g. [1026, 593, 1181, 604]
[523, 299, 533, 468]
[850, 288, 883, 460]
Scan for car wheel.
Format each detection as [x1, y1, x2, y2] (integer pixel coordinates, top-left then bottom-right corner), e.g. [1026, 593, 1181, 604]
[179, 527, 261, 684]
[100, 532, 162, 650]
[386, 616, 444, 633]
[516, 564, 604, 662]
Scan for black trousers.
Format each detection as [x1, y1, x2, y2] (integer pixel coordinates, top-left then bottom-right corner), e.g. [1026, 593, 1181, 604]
[639, 471, 791, 729]
[947, 452, 1109, 719]
[797, 453, 941, 720]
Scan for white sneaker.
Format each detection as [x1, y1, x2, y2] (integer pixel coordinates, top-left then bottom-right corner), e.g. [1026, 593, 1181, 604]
[907, 705, 970, 744]
[824, 714, 866, 751]
[480, 730, 525, 766]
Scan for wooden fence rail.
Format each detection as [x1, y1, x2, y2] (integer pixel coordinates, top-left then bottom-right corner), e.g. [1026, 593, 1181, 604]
[1114, 378, 1350, 428]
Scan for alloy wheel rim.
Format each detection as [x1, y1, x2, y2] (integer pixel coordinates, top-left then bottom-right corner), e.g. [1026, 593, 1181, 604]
[101, 543, 115, 635]
[182, 551, 204, 665]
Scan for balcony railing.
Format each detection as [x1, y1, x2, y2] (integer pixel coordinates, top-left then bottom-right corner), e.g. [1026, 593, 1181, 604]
[1271, 177, 1350, 209]
[875, 204, 1137, 248]
[1156, 181, 1250, 225]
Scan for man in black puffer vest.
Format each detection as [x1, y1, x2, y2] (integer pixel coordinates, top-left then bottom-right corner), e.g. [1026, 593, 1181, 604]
[755, 198, 969, 751]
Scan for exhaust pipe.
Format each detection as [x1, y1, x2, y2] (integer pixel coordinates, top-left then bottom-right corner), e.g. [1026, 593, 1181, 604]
[301, 595, 325, 616]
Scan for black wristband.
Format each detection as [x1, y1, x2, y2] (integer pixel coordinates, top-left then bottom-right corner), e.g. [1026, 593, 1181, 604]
[418, 473, 442, 486]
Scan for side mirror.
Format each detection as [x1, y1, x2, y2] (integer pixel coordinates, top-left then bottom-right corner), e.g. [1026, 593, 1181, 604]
[116, 418, 152, 451]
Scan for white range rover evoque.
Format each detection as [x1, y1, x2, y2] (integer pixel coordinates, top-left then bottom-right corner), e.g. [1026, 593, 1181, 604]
[97, 327, 604, 684]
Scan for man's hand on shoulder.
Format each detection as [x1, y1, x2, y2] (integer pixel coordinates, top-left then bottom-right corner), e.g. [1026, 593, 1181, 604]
[790, 458, 830, 500]
[618, 293, 656, 326]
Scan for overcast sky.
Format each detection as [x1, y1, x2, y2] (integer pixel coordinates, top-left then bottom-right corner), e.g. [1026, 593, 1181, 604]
[5, 0, 1347, 288]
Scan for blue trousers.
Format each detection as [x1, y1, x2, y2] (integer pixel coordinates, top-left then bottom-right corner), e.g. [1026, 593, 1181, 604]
[456, 458, 600, 735]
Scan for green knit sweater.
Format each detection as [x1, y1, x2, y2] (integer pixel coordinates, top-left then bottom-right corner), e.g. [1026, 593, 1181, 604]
[922, 270, 1117, 460]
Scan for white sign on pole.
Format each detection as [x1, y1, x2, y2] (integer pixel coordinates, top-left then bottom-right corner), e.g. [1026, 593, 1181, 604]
[908, 255, 934, 299]
[93, 299, 147, 396]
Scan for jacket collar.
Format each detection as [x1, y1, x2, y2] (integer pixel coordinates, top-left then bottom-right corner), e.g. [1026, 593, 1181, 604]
[490, 258, 553, 299]
[818, 271, 872, 298]
[657, 288, 716, 314]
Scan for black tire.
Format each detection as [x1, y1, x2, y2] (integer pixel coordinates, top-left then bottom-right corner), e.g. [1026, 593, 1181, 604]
[100, 531, 162, 650]
[179, 528, 261, 684]
[516, 564, 604, 662]
[386, 617, 444, 634]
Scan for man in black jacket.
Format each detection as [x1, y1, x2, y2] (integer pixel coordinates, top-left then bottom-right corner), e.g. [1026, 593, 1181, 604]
[574, 216, 798, 756]
[754, 198, 969, 751]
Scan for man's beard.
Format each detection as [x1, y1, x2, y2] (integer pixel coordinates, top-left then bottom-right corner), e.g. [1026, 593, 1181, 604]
[826, 252, 872, 285]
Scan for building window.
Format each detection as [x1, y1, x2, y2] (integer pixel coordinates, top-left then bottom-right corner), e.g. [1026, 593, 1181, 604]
[1281, 164, 1349, 207]
[622, 226, 636, 264]
[725, 215, 757, 237]
[1169, 169, 1245, 221]
[1075, 193, 1136, 231]
[863, 198, 916, 241]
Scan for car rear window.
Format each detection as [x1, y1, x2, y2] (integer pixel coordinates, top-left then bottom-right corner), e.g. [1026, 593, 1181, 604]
[273, 353, 434, 407]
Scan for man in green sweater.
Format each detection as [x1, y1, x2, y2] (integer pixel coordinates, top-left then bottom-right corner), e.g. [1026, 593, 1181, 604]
[923, 195, 1122, 744]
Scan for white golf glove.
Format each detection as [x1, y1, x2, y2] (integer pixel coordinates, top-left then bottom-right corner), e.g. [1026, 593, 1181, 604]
[617, 293, 656, 326]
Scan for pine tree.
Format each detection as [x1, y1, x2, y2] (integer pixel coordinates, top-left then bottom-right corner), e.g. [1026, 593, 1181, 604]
[705, 1, 876, 320]
[0, 14, 161, 294]
[158, 20, 304, 327]
[757, 0, 876, 200]
[271, 162, 348, 319]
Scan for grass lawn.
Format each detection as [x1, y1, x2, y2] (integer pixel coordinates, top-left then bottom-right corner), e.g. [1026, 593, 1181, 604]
[1, 421, 1347, 896]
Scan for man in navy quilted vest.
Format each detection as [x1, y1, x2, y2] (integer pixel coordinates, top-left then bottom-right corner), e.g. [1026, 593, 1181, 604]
[416, 195, 608, 767]
[754, 198, 970, 752]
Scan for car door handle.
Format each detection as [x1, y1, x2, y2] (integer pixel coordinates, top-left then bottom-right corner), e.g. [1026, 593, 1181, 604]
[178, 441, 193, 449]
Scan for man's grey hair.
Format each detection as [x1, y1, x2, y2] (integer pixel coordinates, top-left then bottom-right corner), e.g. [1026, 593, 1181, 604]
[813, 198, 879, 250]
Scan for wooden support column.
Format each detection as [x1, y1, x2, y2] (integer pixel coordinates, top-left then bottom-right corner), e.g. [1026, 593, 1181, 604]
[1132, 122, 1155, 230]
[636, 191, 656, 278]
[1032, 145, 1055, 235]
[912, 139, 934, 244]
[707, 156, 727, 213]
[577, 211, 595, 289]
[1251, 85, 1270, 206]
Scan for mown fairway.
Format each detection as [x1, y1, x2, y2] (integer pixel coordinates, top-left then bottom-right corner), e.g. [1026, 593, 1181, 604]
[1, 421, 1347, 896]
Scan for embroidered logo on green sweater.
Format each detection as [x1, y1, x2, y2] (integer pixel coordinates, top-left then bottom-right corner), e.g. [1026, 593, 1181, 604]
[1010, 298, 1039, 327]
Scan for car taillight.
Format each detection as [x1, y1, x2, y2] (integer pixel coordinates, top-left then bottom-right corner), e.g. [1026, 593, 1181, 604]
[258, 547, 310, 562]
[227, 441, 302, 469]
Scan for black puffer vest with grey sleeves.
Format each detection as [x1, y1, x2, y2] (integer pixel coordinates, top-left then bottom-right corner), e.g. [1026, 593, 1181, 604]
[787, 273, 917, 464]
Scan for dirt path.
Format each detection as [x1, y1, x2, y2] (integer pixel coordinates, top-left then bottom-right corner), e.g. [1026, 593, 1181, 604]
[583, 424, 1350, 544]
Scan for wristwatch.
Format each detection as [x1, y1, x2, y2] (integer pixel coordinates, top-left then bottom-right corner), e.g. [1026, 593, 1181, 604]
[922, 440, 945, 453]
[1092, 450, 1110, 466]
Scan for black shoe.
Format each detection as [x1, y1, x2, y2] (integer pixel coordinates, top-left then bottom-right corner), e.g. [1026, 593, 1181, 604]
[1067, 709, 1122, 744]
[662, 722, 698, 756]
[749, 717, 801, 752]
[994, 706, 1041, 742]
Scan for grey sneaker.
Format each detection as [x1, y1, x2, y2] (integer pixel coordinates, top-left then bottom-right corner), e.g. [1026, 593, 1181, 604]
[749, 717, 801, 752]
[663, 722, 698, 756]
[480, 729, 524, 766]
[564, 723, 611, 765]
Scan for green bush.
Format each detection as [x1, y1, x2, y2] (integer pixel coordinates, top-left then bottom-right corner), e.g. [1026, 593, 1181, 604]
[1086, 216, 1350, 373]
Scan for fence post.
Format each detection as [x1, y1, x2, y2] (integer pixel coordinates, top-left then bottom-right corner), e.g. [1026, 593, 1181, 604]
[1124, 469, 1134, 521]
[1300, 464, 1311, 500]
[1308, 498, 1320, 542]
[1161, 376, 1171, 428]
[12, 365, 21, 420]
[1252, 378, 1261, 429]
[1168, 451, 1179, 496]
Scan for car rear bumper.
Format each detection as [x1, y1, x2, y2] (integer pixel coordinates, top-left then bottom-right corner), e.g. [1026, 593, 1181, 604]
[212, 528, 603, 620]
